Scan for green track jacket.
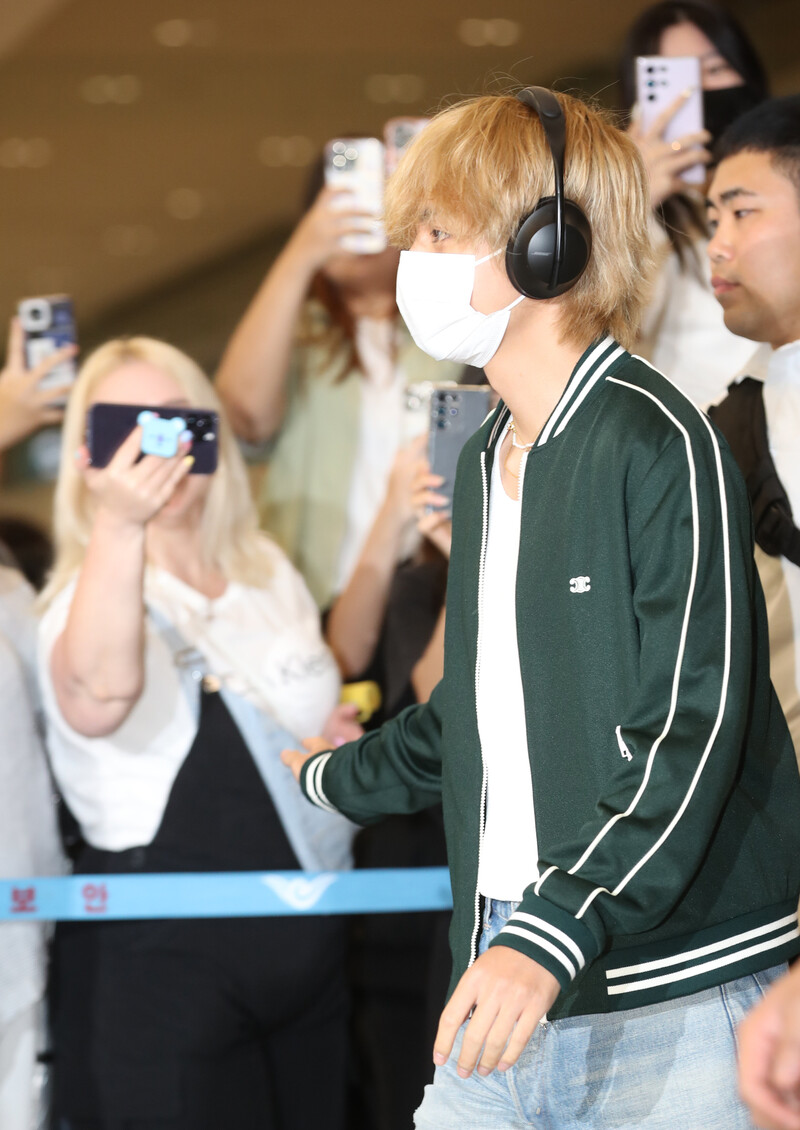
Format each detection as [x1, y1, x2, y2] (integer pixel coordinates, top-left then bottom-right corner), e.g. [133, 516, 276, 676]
[301, 337, 800, 1019]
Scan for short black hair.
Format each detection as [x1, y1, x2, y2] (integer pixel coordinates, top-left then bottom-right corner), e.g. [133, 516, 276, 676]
[715, 95, 800, 196]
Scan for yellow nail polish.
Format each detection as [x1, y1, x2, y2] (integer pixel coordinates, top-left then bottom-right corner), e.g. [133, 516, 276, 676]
[183, 455, 195, 467]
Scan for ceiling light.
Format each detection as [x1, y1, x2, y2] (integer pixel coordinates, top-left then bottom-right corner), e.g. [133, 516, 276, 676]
[103, 225, 157, 256]
[81, 75, 141, 105]
[166, 187, 204, 219]
[364, 74, 425, 104]
[458, 18, 521, 46]
[257, 136, 315, 168]
[0, 138, 52, 168]
[154, 18, 216, 47]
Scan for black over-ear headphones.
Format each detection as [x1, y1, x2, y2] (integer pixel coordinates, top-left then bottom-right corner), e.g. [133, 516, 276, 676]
[505, 87, 592, 300]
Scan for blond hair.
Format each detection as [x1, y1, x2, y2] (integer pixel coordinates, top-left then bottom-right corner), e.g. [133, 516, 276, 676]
[384, 91, 655, 350]
[40, 336, 273, 607]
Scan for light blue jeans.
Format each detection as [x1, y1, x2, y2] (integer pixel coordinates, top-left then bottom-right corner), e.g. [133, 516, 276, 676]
[414, 899, 782, 1129]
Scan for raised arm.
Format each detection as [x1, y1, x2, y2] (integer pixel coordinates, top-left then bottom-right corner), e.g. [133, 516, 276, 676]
[215, 187, 373, 444]
[50, 428, 192, 737]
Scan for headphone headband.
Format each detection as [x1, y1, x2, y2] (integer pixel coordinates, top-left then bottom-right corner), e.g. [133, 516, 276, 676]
[506, 87, 592, 300]
[516, 88, 566, 288]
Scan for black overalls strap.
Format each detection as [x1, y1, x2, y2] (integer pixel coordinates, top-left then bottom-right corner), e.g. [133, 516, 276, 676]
[710, 377, 800, 567]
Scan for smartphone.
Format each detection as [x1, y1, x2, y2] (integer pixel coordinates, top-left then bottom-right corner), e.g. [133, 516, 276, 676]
[323, 136, 386, 254]
[86, 403, 219, 474]
[636, 55, 704, 184]
[17, 294, 77, 393]
[384, 117, 428, 176]
[428, 385, 491, 508]
[403, 380, 436, 443]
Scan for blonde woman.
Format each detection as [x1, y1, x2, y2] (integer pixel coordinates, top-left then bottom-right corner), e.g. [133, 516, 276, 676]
[38, 337, 358, 1130]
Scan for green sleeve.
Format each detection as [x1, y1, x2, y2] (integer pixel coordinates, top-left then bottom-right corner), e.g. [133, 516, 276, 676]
[300, 680, 444, 825]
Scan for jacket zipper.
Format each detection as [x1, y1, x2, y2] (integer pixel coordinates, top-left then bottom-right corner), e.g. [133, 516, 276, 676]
[615, 724, 633, 762]
[469, 449, 491, 967]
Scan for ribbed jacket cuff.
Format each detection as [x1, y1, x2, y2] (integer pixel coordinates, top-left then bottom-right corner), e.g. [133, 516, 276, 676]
[487, 896, 602, 993]
[299, 751, 339, 814]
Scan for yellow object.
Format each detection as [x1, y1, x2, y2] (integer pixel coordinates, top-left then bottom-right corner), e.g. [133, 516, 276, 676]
[340, 681, 382, 724]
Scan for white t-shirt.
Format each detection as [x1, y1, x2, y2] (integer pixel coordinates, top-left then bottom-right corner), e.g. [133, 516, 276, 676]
[38, 538, 340, 851]
[0, 568, 64, 1025]
[476, 435, 539, 901]
[750, 341, 800, 759]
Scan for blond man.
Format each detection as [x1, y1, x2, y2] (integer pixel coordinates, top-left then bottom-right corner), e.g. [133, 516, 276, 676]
[284, 89, 800, 1129]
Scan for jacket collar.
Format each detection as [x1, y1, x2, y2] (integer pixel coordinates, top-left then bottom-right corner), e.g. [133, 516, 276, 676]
[485, 336, 627, 455]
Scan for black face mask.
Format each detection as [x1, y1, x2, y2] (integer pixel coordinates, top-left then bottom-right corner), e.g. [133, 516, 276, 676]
[703, 85, 763, 147]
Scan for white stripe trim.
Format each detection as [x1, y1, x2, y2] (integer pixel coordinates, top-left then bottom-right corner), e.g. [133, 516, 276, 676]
[607, 914, 798, 979]
[541, 376, 731, 921]
[534, 865, 558, 895]
[499, 925, 578, 980]
[607, 926, 800, 995]
[305, 752, 337, 813]
[508, 912, 586, 969]
[488, 406, 510, 449]
[553, 346, 625, 437]
[537, 337, 615, 447]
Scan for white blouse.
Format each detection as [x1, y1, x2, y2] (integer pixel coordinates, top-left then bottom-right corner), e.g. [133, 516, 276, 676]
[38, 538, 340, 851]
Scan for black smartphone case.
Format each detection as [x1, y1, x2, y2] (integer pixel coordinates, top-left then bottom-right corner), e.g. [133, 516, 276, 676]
[86, 403, 219, 474]
[428, 386, 491, 507]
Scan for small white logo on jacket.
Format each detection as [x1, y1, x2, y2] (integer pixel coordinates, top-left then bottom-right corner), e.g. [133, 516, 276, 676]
[570, 576, 591, 593]
[262, 874, 337, 910]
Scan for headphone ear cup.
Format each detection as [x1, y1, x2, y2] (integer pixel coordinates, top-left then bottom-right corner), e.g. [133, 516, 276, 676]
[505, 198, 592, 300]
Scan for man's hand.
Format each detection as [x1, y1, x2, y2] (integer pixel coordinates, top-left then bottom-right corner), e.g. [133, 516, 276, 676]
[434, 946, 560, 1078]
[281, 736, 333, 782]
[739, 964, 800, 1130]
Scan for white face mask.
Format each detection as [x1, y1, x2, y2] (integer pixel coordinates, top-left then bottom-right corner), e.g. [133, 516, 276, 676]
[396, 248, 524, 368]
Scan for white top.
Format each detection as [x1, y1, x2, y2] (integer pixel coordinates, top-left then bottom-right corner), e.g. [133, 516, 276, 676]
[476, 435, 539, 900]
[638, 228, 756, 409]
[749, 341, 800, 760]
[0, 568, 64, 1024]
[38, 538, 340, 851]
[333, 315, 416, 595]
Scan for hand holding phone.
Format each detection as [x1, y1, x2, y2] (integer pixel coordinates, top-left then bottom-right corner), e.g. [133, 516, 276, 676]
[633, 55, 711, 201]
[0, 315, 75, 452]
[79, 421, 195, 532]
[18, 295, 78, 394]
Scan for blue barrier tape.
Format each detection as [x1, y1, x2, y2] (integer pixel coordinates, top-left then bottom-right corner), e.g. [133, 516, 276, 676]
[0, 867, 453, 921]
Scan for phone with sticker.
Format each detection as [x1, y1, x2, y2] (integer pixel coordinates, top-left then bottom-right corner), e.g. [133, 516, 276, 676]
[86, 403, 219, 473]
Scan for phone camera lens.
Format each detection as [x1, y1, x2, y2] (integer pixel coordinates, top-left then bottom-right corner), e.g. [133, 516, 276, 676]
[437, 419, 448, 430]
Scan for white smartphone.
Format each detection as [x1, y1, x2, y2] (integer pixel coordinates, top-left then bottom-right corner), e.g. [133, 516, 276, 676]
[384, 117, 428, 176]
[635, 55, 704, 184]
[323, 136, 386, 254]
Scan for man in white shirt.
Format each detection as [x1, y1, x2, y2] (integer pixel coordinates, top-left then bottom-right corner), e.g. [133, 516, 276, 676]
[705, 94, 800, 1130]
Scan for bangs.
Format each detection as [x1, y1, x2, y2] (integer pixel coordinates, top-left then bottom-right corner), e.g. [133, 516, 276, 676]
[384, 96, 551, 251]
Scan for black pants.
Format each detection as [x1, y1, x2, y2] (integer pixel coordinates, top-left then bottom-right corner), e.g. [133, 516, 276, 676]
[51, 688, 349, 1130]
